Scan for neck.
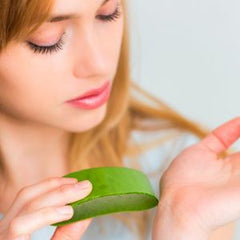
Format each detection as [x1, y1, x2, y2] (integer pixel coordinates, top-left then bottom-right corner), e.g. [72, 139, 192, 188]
[0, 112, 73, 191]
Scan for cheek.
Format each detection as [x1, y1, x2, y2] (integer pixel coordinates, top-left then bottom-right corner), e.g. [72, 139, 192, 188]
[0, 52, 59, 117]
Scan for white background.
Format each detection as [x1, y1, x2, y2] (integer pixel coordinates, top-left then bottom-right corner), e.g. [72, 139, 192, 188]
[128, 0, 240, 146]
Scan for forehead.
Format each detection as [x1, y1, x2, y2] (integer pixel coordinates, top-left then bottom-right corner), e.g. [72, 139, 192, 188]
[51, 0, 108, 14]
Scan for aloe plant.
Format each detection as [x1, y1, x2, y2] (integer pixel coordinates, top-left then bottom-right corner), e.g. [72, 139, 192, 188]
[52, 167, 159, 227]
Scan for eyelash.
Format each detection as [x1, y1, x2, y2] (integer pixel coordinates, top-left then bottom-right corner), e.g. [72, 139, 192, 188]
[27, 4, 122, 55]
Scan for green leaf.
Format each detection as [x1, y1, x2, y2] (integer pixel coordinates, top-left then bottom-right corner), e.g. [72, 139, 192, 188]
[51, 167, 159, 227]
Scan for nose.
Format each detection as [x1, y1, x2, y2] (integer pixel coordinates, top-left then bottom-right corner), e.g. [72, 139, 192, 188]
[72, 24, 108, 79]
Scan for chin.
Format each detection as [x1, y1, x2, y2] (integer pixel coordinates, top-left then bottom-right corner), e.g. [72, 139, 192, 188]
[60, 104, 108, 133]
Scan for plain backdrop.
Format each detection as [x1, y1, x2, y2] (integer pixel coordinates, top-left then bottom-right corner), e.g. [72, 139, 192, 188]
[128, 0, 240, 238]
[128, 0, 240, 146]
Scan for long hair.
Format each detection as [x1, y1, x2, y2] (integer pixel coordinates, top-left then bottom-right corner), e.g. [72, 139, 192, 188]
[0, 0, 230, 239]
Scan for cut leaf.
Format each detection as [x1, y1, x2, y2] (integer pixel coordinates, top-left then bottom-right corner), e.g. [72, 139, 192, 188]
[52, 167, 159, 227]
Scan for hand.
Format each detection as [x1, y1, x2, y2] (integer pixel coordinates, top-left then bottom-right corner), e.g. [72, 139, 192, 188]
[152, 117, 240, 239]
[0, 177, 93, 240]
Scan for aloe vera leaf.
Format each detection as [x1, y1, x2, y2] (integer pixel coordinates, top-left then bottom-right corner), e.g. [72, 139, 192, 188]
[51, 167, 159, 227]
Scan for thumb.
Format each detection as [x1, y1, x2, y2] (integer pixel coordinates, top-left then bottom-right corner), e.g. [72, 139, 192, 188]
[51, 218, 93, 240]
[200, 116, 240, 155]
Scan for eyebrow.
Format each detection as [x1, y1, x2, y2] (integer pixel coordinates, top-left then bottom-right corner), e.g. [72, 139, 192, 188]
[47, 0, 110, 23]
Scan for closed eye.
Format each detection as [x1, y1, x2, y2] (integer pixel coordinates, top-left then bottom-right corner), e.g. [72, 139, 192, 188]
[26, 3, 122, 55]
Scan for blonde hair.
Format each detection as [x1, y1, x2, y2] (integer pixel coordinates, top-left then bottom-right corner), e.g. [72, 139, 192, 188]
[0, 0, 230, 239]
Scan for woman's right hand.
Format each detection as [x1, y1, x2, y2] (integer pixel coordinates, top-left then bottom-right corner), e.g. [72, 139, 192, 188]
[0, 176, 93, 240]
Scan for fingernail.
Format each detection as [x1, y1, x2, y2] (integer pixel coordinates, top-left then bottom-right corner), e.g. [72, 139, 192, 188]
[66, 178, 78, 183]
[75, 180, 92, 189]
[56, 206, 73, 215]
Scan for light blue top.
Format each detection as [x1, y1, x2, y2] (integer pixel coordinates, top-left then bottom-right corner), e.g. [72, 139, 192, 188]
[0, 132, 240, 239]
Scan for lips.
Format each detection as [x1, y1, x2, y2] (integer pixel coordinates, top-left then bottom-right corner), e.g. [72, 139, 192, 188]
[66, 81, 111, 110]
[68, 81, 110, 102]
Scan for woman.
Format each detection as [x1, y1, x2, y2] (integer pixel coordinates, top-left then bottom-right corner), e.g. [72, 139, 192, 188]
[0, 0, 239, 239]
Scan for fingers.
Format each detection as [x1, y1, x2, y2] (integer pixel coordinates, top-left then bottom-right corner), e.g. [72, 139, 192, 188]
[22, 180, 92, 214]
[3, 177, 78, 222]
[1, 178, 93, 239]
[7, 206, 75, 239]
[51, 218, 93, 240]
[200, 117, 240, 155]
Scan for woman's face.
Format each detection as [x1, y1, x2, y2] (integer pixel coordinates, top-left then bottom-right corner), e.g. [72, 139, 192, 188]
[0, 0, 124, 132]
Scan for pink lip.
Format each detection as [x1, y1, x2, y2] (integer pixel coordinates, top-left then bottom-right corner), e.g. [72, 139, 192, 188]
[66, 81, 111, 110]
[68, 81, 110, 101]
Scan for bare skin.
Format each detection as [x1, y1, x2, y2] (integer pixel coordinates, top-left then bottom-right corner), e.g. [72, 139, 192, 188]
[152, 117, 240, 240]
[209, 223, 235, 240]
[0, 0, 236, 239]
[0, 0, 123, 238]
[0, 0, 123, 209]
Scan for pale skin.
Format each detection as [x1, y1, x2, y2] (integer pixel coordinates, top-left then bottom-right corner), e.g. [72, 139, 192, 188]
[0, 0, 123, 239]
[0, 0, 236, 239]
[152, 117, 240, 240]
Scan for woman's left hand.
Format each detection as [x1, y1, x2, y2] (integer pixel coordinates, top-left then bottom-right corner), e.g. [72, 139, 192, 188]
[152, 117, 240, 240]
